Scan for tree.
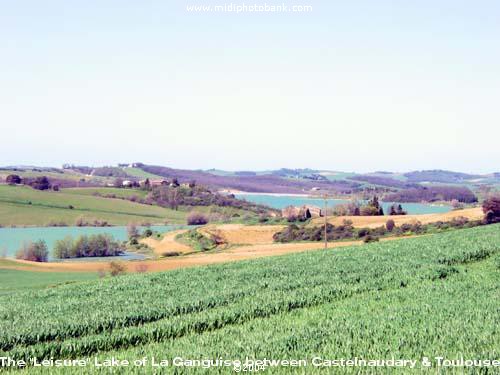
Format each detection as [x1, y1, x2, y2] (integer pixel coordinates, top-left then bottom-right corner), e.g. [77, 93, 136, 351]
[127, 223, 139, 240]
[482, 196, 500, 224]
[397, 204, 407, 215]
[389, 204, 397, 215]
[171, 178, 180, 187]
[6, 174, 21, 185]
[113, 178, 124, 188]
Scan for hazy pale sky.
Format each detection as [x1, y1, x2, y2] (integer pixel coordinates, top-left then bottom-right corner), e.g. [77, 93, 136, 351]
[1, 0, 499, 173]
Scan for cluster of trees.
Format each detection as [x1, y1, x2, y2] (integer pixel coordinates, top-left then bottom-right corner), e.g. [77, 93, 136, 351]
[6, 174, 55, 191]
[273, 215, 486, 244]
[148, 185, 274, 215]
[359, 196, 384, 216]
[332, 196, 399, 217]
[53, 234, 124, 259]
[282, 206, 312, 222]
[384, 186, 477, 203]
[388, 204, 407, 215]
[15, 240, 49, 262]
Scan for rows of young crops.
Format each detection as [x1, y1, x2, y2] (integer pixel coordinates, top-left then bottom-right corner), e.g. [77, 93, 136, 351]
[41, 263, 493, 375]
[0, 225, 499, 368]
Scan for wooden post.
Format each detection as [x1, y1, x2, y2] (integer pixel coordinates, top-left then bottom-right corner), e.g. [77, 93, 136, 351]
[324, 195, 328, 249]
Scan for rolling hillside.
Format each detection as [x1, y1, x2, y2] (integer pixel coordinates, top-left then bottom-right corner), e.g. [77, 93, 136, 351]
[0, 185, 187, 226]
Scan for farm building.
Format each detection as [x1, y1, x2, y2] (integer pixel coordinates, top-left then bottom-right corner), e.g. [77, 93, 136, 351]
[149, 179, 170, 187]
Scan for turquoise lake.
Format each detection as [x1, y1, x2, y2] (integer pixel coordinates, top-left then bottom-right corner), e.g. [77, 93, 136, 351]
[0, 225, 183, 259]
[235, 194, 452, 214]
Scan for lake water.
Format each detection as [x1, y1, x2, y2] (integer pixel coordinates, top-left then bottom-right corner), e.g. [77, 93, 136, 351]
[0, 225, 183, 260]
[235, 194, 451, 214]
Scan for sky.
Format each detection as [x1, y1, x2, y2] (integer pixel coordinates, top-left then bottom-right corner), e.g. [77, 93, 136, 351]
[1, 0, 499, 173]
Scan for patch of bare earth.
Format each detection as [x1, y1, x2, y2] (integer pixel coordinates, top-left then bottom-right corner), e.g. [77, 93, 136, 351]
[140, 230, 192, 255]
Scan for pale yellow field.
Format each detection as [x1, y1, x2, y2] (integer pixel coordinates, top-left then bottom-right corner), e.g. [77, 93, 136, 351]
[311, 207, 483, 228]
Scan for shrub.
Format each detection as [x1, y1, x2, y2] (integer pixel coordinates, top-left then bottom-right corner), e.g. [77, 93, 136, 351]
[363, 235, 379, 243]
[386, 219, 395, 232]
[187, 212, 208, 225]
[162, 251, 181, 257]
[359, 206, 380, 216]
[109, 261, 126, 276]
[135, 264, 149, 273]
[6, 174, 21, 185]
[29, 176, 50, 190]
[15, 240, 48, 262]
[143, 229, 153, 237]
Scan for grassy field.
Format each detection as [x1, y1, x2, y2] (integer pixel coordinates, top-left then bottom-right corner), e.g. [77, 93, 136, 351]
[63, 187, 149, 199]
[0, 185, 187, 225]
[0, 168, 111, 184]
[0, 259, 96, 295]
[0, 225, 498, 373]
[122, 167, 164, 179]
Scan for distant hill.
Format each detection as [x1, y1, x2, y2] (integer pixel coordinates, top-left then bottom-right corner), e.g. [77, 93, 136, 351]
[404, 170, 482, 183]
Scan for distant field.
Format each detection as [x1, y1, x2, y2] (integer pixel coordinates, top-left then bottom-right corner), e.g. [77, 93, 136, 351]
[63, 187, 149, 199]
[0, 185, 187, 225]
[0, 168, 110, 184]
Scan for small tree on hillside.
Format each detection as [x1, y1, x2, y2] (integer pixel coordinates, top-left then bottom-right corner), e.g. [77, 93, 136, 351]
[386, 219, 395, 232]
[482, 196, 500, 224]
[127, 223, 139, 240]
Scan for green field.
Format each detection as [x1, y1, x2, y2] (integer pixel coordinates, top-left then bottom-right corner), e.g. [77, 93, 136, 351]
[63, 187, 149, 199]
[0, 225, 498, 373]
[0, 185, 187, 225]
[122, 167, 164, 179]
[0, 168, 111, 184]
[0, 260, 96, 295]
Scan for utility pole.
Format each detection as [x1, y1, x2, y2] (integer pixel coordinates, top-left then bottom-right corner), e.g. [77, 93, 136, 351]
[324, 194, 328, 249]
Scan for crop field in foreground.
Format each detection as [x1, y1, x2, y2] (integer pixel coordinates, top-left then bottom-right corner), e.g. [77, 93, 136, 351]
[0, 225, 498, 373]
